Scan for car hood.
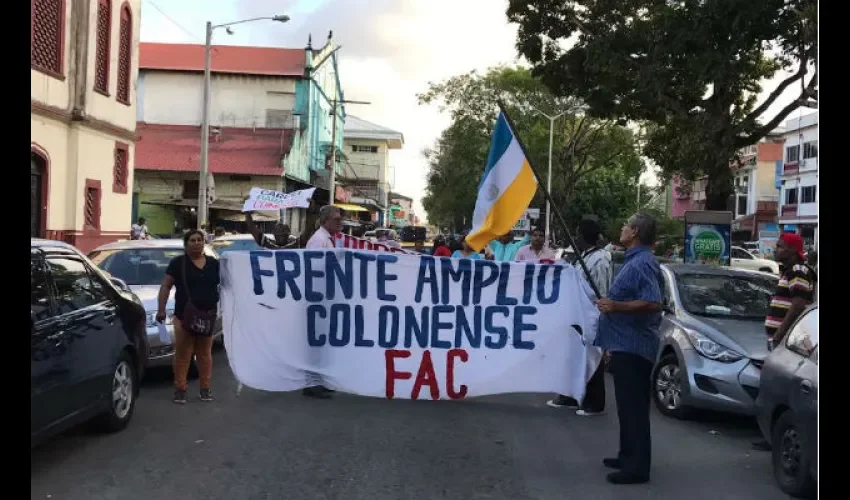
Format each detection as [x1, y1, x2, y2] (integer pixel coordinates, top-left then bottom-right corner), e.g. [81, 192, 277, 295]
[129, 285, 174, 312]
[677, 314, 768, 360]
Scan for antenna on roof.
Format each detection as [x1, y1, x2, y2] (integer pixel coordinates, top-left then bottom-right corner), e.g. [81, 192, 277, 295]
[306, 34, 312, 49]
[328, 30, 333, 40]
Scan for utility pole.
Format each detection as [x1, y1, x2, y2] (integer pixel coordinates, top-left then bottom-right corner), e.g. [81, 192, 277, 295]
[531, 108, 568, 244]
[197, 15, 290, 229]
[326, 98, 370, 204]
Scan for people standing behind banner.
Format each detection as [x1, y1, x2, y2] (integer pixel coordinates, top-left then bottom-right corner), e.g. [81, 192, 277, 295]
[514, 227, 556, 263]
[156, 230, 221, 405]
[245, 212, 297, 249]
[451, 235, 483, 260]
[448, 235, 462, 254]
[130, 217, 150, 240]
[594, 213, 664, 485]
[547, 215, 613, 416]
[413, 239, 427, 254]
[432, 236, 452, 257]
[300, 204, 343, 399]
[488, 232, 530, 261]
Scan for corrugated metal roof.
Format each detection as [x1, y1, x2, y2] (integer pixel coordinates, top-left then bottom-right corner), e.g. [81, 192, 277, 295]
[139, 43, 305, 77]
[344, 115, 404, 148]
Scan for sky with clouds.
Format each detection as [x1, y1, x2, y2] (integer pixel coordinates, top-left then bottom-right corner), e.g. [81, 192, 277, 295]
[140, 0, 810, 221]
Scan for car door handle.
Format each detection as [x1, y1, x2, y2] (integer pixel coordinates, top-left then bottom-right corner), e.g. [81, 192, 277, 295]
[800, 381, 812, 394]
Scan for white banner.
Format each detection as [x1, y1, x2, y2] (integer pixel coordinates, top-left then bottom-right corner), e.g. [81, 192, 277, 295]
[242, 187, 316, 212]
[220, 250, 601, 401]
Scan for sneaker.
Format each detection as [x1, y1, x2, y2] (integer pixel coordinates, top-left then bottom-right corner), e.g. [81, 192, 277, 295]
[199, 389, 214, 402]
[173, 390, 187, 404]
[576, 409, 606, 417]
[546, 395, 579, 409]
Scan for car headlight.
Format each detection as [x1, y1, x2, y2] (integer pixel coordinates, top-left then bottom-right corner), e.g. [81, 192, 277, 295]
[146, 310, 174, 327]
[684, 329, 743, 363]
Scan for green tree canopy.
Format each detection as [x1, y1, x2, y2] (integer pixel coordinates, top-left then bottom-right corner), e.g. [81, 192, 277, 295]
[507, 0, 817, 210]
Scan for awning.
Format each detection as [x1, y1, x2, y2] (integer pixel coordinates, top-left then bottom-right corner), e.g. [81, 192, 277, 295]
[334, 203, 369, 213]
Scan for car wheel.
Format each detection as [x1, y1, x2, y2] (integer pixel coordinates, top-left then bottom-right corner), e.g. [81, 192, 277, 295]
[652, 353, 691, 419]
[93, 351, 138, 433]
[771, 410, 816, 498]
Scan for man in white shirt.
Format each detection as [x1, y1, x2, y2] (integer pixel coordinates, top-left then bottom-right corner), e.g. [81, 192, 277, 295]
[514, 227, 556, 262]
[303, 204, 343, 399]
[306, 205, 343, 249]
[130, 217, 150, 240]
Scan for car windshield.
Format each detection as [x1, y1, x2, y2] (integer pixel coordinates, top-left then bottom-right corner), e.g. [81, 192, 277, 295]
[88, 247, 185, 286]
[210, 238, 263, 254]
[676, 273, 776, 320]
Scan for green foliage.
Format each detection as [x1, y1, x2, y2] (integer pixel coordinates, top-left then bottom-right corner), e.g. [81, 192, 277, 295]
[419, 66, 646, 233]
[507, 0, 817, 210]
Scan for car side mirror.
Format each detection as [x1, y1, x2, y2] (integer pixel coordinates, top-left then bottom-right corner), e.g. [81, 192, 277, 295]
[111, 277, 130, 292]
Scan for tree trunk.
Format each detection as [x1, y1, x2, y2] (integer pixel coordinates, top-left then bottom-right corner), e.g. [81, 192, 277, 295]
[703, 165, 734, 212]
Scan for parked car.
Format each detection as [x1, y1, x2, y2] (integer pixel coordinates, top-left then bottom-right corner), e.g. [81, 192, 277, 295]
[731, 245, 779, 274]
[31, 239, 148, 448]
[652, 264, 777, 419]
[210, 233, 266, 255]
[741, 241, 761, 256]
[87, 240, 223, 369]
[755, 306, 818, 499]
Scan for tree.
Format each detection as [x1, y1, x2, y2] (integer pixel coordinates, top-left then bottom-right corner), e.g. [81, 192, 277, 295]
[419, 66, 644, 232]
[507, 0, 817, 210]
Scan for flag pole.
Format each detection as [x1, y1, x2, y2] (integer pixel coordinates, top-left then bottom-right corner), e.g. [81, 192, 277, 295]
[496, 100, 601, 300]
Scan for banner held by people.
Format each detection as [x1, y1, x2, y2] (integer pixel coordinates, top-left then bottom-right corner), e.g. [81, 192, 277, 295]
[220, 249, 601, 401]
[242, 187, 317, 212]
[465, 112, 539, 252]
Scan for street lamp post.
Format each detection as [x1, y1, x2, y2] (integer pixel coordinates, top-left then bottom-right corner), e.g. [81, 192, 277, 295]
[198, 14, 290, 229]
[536, 110, 567, 245]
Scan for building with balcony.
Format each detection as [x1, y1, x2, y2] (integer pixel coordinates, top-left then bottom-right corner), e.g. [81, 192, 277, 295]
[341, 116, 404, 225]
[32, 0, 141, 251]
[132, 33, 345, 236]
[778, 112, 818, 247]
[729, 132, 785, 241]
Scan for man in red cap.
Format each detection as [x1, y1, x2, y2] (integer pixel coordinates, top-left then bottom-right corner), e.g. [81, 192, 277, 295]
[753, 231, 817, 452]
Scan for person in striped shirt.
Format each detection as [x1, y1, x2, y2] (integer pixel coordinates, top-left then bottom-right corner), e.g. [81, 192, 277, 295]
[752, 232, 816, 452]
[547, 216, 613, 415]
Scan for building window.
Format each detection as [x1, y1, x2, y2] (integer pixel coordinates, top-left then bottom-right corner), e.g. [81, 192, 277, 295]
[31, 0, 65, 78]
[116, 3, 132, 105]
[93, 0, 112, 95]
[801, 185, 816, 204]
[786, 145, 800, 163]
[802, 141, 818, 159]
[84, 180, 102, 231]
[352, 145, 378, 153]
[266, 109, 292, 128]
[113, 142, 129, 193]
[785, 187, 798, 205]
[183, 180, 199, 199]
[737, 196, 748, 217]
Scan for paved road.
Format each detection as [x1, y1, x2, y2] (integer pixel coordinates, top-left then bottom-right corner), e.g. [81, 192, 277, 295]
[32, 351, 790, 500]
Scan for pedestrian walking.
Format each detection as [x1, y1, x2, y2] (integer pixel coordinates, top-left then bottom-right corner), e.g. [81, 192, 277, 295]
[594, 213, 664, 485]
[451, 235, 483, 259]
[752, 232, 817, 452]
[547, 216, 613, 416]
[301, 204, 344, 399]
[130, 217, 150, 240]
[156, 230, 220, 404]
[514, 227, 556, 262]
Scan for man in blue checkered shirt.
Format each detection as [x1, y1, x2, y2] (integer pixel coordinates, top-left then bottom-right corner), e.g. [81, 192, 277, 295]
[595, 213, 664, 485]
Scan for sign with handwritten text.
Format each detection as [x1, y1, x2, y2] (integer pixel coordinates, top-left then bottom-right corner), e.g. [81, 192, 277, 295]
[242, 187, 316, 212]
[220, 250, 601, 400]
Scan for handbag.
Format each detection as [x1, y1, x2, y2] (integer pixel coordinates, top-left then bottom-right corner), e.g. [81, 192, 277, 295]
[181, 256, 216, 337]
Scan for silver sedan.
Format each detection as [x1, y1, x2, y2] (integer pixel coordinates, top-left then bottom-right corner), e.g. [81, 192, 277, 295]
[652, 264, 777, 418]
[88, 239, 223, 369]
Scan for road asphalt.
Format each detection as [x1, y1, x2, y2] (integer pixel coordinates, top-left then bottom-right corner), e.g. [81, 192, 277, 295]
[31, 350, 792, 500]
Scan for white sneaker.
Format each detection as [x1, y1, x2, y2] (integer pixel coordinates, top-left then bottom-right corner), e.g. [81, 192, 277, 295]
[576, 409, 606, 416]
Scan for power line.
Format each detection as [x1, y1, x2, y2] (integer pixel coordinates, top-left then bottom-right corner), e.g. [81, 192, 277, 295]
[143, 0, 205, 44]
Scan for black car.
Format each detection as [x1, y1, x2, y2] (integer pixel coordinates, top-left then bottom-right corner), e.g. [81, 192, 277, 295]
[31, 239, 148, 448]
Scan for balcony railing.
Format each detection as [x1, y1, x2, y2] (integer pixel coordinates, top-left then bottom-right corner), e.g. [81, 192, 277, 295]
[756, 200, 778, 212]
[783, 161, 799, 175]
[781, 204, 798, 217]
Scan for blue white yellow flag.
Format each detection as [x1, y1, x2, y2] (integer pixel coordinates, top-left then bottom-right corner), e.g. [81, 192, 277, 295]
[466, 112, 538, 251]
